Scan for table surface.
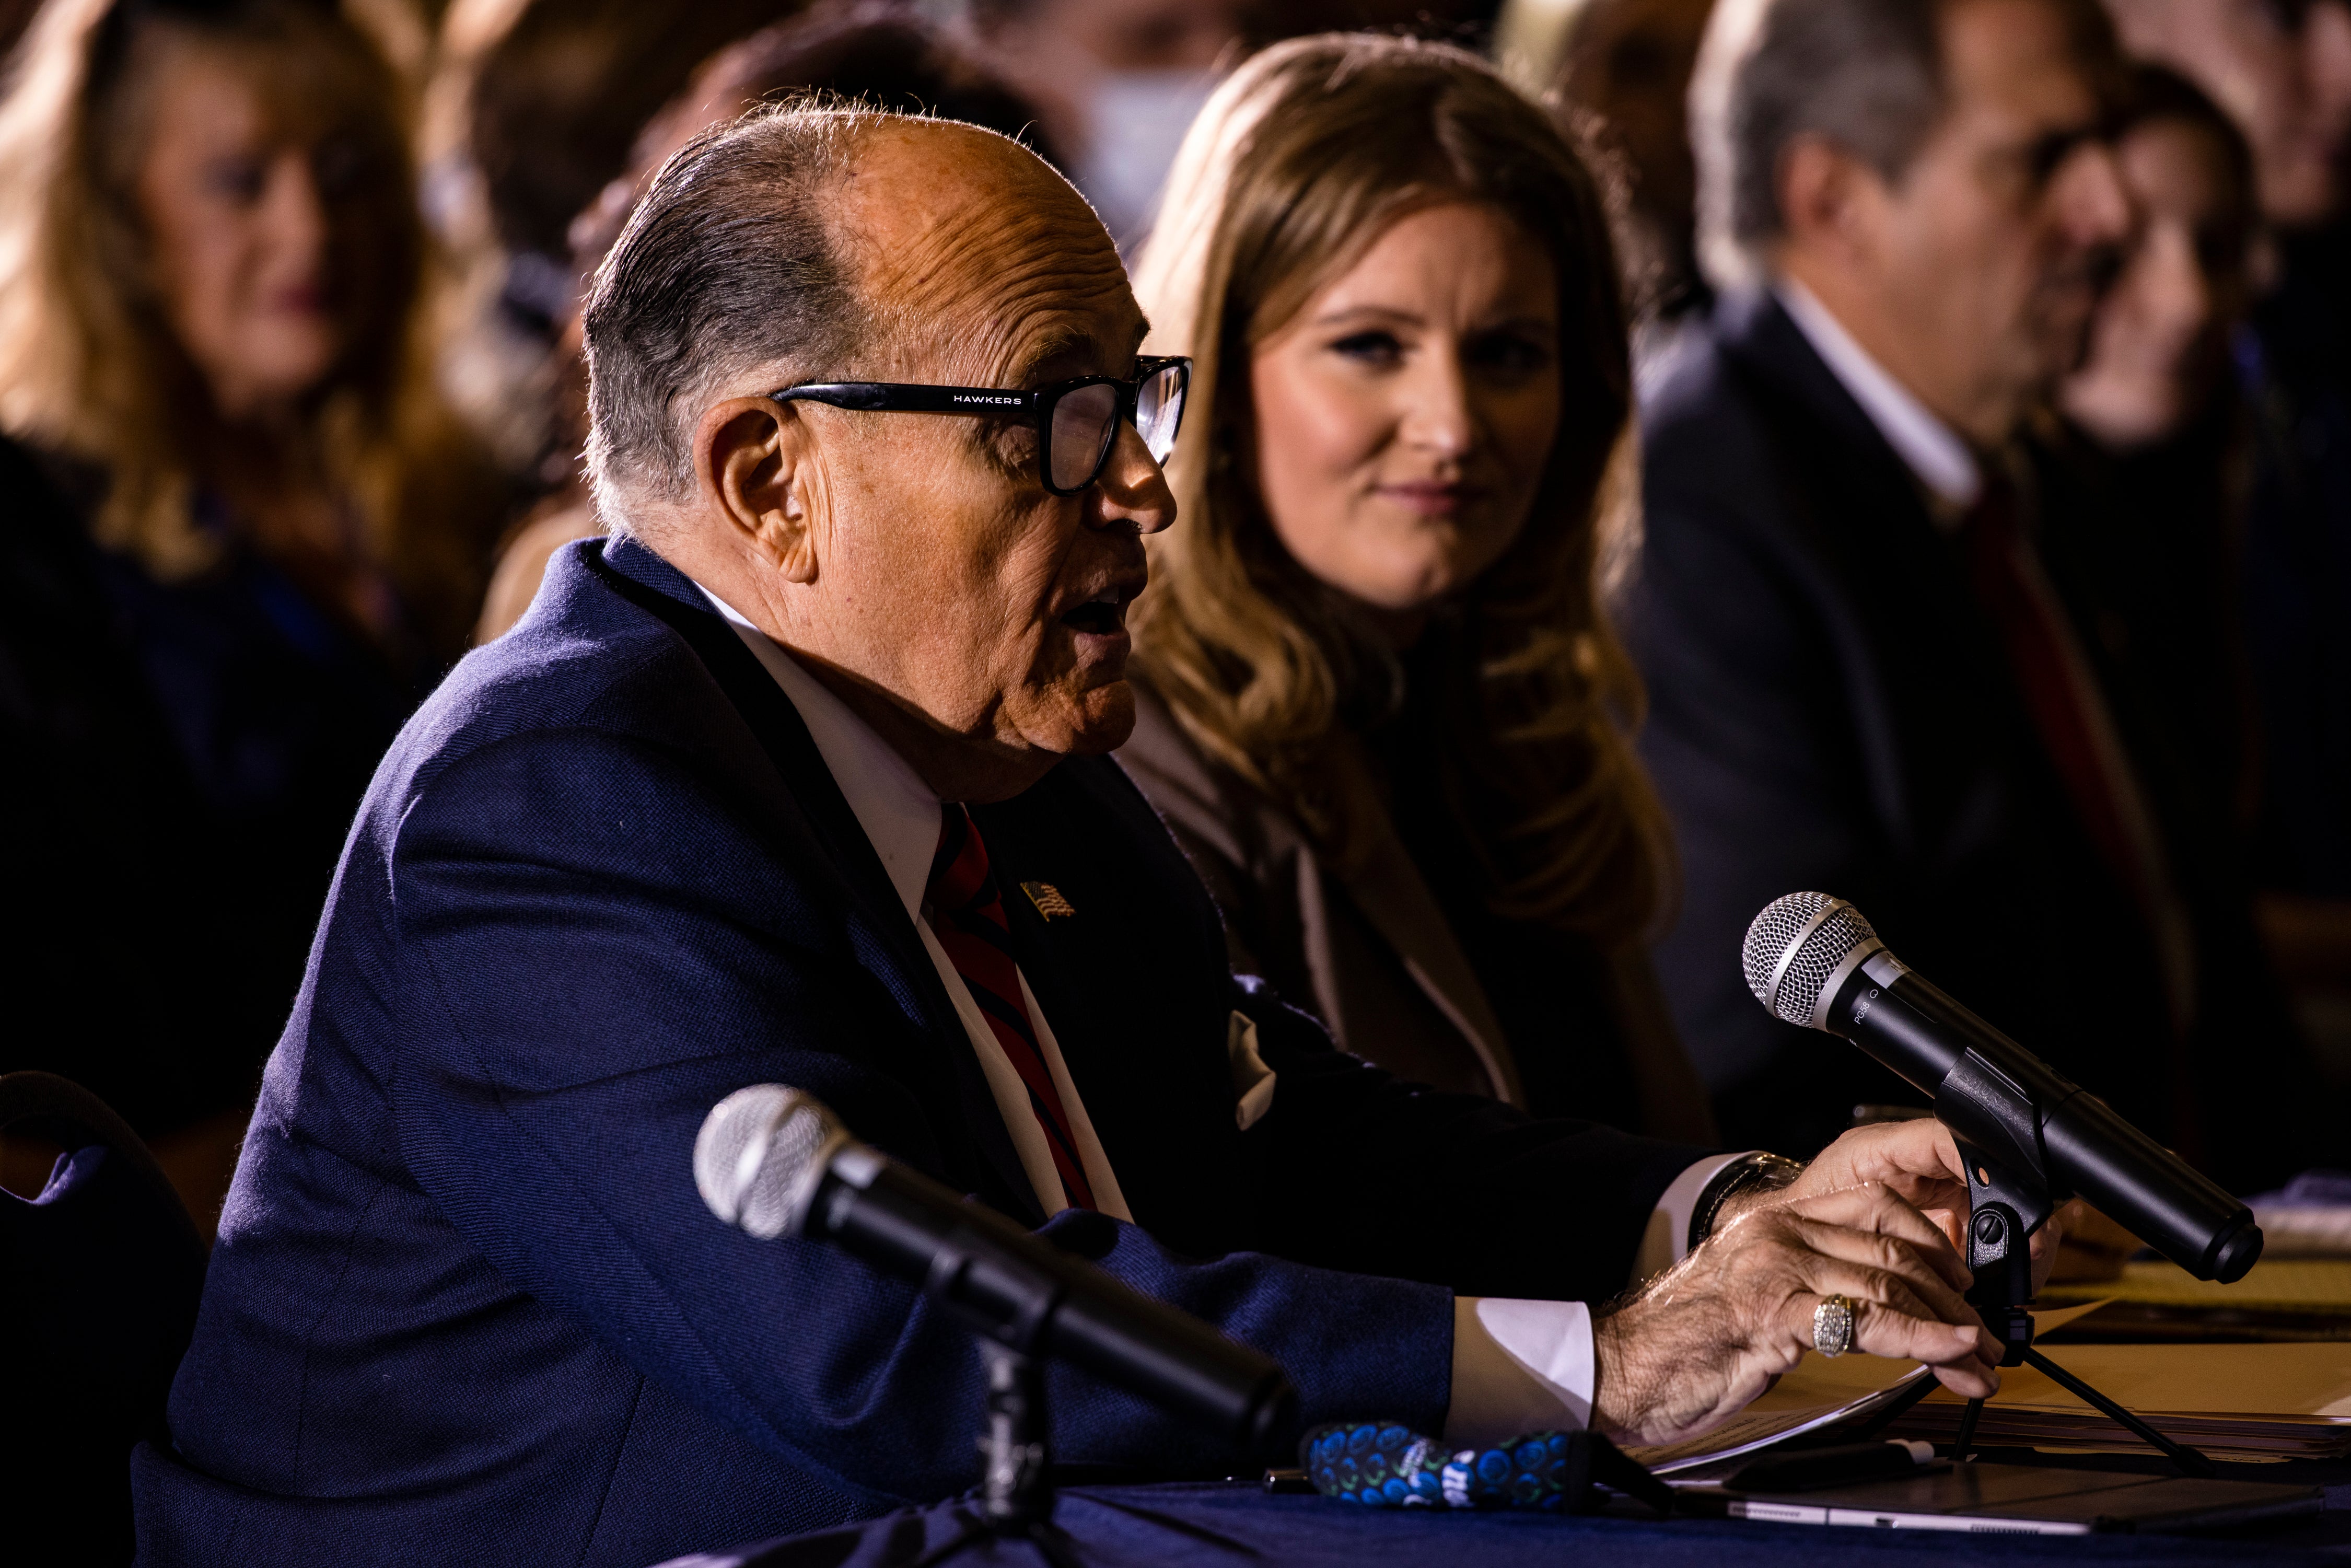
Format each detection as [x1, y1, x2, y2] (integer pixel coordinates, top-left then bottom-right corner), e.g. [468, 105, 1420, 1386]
[660, 1457, 2351, 1568]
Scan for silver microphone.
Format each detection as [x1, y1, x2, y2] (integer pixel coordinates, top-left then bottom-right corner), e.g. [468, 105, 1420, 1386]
[1740, 893, 2260, 1283]
[692, 1083, 1301, 1453]
[693, 1083, 859, 1240]
[1741, 890, 1890, 1031]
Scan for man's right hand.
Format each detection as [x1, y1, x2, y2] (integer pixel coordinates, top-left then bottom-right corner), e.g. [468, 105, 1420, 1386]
[1589, 1180, 1999, 1447]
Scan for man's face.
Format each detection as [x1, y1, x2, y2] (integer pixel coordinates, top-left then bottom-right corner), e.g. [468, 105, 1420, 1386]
[1860, 0, 2127, 443]
[792, 126, 1170, 774]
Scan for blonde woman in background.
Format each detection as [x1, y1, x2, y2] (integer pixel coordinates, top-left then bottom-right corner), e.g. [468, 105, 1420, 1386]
[0, 0, 501, 1220]
[0, 0, 501, 657]
[1120, 32, 1714, 1140]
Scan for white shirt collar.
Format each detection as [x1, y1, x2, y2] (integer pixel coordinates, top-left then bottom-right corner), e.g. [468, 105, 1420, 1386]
[1774, 277, 1982, 510]
[697, 585, 942, 920]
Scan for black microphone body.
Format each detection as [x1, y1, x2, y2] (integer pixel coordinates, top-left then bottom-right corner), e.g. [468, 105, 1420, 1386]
[1743, 895, 2261, 1284]
[695, 1086, 1297, 1461]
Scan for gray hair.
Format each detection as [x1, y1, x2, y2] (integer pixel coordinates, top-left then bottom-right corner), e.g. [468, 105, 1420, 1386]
[1690, 0, 1948, 288]
[582, 103, 870, 516]
[1692, 0, 2120, 287]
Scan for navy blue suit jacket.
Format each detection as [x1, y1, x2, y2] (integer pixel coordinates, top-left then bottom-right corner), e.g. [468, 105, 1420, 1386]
[134, 536, 1701, 1566]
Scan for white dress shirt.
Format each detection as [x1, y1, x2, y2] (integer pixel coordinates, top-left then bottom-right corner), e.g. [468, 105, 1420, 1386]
[697, 585, 1745, 1446]
[1776, 278, 1982, 512]
[701, 588, 1132, 1222]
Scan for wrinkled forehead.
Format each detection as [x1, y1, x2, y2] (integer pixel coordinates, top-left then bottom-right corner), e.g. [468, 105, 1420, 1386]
[834, 123, 1146, 385]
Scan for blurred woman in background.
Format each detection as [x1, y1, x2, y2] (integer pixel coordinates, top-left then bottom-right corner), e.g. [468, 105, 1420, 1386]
[2034, 66, 2262, 840]
[2019, 66, 2327, 1160]
[2061, 67, 2258, 458]
[2024, 67, 2344, 1096]
[0, 0, 499, 1217]
[1120, 33, 1712, 1138]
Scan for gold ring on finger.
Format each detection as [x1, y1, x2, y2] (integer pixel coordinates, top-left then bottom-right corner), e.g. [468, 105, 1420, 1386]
[1812, 1293, 1858, 1358]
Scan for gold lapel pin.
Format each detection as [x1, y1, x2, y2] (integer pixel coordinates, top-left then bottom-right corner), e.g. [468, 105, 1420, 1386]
[1018, 881, 1076, 921]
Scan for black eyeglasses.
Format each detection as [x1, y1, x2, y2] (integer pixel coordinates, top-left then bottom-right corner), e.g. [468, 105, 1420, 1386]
[768, 355, 1191, 503]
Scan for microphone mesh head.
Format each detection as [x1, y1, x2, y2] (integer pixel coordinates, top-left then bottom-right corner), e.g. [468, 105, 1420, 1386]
[694, 1084, 843, 1240]
[1742, 893, 1880, 1026]
[1742, 891, 1831, 1001]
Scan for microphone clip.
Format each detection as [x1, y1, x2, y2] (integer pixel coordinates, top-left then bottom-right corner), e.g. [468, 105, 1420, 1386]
[1952, 1138, 2046, 1362]
[1936, 1137, 2216, 1478]
[1932, 1046, 2061, 1355]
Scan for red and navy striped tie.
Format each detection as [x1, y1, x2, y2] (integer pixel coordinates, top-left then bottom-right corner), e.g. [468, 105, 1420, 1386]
[926, 803, 1097, 1211]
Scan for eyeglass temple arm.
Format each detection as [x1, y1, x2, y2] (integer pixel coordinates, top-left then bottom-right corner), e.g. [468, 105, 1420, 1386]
[766, 384, 1038, 415]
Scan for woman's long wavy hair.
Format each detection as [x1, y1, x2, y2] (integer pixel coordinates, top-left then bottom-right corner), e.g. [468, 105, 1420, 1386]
[0, 0, 490, 654]
[1129, 32, 1675, 946]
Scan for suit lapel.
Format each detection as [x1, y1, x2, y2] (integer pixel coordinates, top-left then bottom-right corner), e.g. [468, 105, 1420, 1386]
[590, 539, 1045, 1223]
[1329, 797, 1524, 1107]
[971, 762, 1250, 1248]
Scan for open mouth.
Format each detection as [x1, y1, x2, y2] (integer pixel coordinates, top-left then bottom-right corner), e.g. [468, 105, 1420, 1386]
[1058, 588, 1131, 637]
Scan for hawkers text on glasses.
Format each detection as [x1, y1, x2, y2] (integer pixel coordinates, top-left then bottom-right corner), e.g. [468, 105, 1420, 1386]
[767, 356, 1191, 508]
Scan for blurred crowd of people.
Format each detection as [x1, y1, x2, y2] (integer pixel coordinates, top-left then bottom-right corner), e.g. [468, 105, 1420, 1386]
[4, 0, 2349, 1228]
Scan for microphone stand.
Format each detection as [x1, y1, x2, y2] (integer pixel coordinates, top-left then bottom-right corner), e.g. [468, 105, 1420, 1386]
[909, 1330, 1260, 1568]
[1856, 1141, 2216, 1478]
[912, 1343, 1084, 1568]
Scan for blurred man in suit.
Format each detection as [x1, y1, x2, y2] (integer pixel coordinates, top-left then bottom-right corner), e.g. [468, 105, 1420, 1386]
[1630, 0, 2341, 1184]
[133, 107, 2017, 1566]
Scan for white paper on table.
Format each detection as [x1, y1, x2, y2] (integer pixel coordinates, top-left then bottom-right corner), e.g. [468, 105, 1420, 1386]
[1625, 1300, 2114, 1476]
[1629, 1365, 1934, 1474]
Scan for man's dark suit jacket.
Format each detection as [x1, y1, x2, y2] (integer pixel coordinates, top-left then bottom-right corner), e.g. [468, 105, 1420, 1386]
[1625, 289, 2332, 1189]
[132, 535, 1701, 1567]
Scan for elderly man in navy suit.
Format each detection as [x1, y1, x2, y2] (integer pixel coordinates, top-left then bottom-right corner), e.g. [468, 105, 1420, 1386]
[134, 107, 2019, 1566]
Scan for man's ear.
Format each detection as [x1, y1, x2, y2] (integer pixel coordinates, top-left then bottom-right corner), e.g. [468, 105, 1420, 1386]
[1776, 135, 1888, 269]
[692, 396, 822, 584]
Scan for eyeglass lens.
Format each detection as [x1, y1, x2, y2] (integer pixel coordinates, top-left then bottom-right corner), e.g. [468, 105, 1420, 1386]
[1045, 366, 1189, 492]
[1050, 382, 1119, 492]
[1135, 363, 1185, 464]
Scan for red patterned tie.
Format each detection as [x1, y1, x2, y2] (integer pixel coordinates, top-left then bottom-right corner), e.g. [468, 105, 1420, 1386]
[1964, 477, 2203, 1153]
[925, 804, 1097, 1211]
[1964, 476, 2148, 902]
